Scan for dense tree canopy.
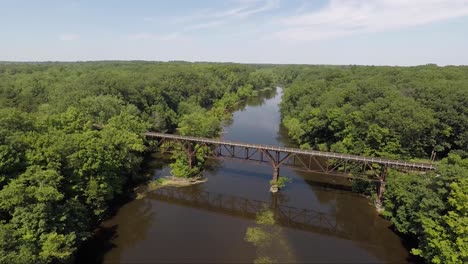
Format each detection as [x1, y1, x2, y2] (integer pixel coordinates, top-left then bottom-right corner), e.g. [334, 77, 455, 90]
[279, 65, 468, 263]
[0, 61, 274, 263]
[280, 65, 468, 159]
[384, 154, 467, 264]
[1, 62, 466, 264]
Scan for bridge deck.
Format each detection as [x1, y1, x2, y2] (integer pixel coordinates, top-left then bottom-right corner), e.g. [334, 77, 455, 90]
[145, 132, 435, 170]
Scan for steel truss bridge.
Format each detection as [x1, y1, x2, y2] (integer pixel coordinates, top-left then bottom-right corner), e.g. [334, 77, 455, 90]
[145, 132, 436, 199]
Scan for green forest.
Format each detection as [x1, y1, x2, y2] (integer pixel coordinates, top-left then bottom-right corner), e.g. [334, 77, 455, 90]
[0, 62, 467, 263]
[279, 65, 468, 264]
[0, 62, 274, 263]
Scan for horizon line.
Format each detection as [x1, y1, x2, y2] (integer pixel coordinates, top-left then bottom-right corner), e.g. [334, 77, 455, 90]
[0, 60, 466, 67]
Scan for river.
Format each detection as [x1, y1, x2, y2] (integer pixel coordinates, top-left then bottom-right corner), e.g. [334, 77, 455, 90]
[79, 88, 413, 263]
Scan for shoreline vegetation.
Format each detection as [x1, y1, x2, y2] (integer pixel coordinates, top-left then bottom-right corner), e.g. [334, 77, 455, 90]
[135, 176, 208, 199]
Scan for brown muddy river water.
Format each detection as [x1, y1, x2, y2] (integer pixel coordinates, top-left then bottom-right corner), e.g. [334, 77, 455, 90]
[79, 88, 412, 263]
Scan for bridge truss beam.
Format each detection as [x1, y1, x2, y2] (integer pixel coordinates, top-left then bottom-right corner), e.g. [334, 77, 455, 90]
[146, 132, 434, 200]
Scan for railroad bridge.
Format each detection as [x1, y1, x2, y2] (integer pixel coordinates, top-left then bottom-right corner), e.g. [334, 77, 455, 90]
[145, 132, 436, 199]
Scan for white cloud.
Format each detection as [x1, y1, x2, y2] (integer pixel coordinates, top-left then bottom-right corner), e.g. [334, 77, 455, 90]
[174, 0, 279, 30]
[58, 34, 79, 41]
[134, 0, 279, 43]
[227, 0, 279, 18]
[274, 0, 468, 42]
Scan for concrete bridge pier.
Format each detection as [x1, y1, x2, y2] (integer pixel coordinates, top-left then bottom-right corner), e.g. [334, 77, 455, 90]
[270, 166, 280, 193]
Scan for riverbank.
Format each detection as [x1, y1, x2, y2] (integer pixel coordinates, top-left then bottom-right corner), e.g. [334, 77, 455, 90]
[136, 176, 208, 199]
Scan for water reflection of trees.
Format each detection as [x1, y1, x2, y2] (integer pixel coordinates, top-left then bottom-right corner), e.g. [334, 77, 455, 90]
[116, 199, 155, 247]
[234, 88, 277, 112]
[76, 198, 155, 263]
[203, 157, 225, 173]
[245, 207, 296, 263]
[281, 165, 410, 262]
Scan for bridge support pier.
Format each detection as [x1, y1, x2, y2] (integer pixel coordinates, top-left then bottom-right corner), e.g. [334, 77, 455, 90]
[377, 165, 388, 201]
[270, 166, 279, 193]
[378, 181, 385, 201]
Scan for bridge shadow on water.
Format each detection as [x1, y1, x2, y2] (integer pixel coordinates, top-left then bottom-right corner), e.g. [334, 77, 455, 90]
[148, 187, 349, 238]
[146, 185, 417, 263]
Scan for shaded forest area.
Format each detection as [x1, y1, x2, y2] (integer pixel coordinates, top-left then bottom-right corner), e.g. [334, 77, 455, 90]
[279, 65, 467, 264]
[0, 62, 274, 263]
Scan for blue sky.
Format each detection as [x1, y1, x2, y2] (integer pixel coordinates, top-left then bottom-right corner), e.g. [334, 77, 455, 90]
[2, 0, 468, 65]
